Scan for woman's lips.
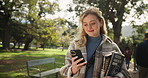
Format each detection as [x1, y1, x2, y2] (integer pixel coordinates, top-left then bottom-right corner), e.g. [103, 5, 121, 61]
[88, 30, 94, 32]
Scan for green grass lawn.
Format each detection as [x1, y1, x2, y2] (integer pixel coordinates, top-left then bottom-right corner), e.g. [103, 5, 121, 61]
[0, 48, 67, 78]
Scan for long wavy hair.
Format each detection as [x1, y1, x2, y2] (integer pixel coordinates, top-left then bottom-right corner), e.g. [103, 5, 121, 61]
[77, 7, 108, 47]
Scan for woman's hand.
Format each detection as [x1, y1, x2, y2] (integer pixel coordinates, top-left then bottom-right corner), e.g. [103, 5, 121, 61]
[104, 76, 120, 78]
[71, 56, 87, 75]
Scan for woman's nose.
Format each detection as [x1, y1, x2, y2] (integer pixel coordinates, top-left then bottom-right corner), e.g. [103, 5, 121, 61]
[88, 24, 92, 29]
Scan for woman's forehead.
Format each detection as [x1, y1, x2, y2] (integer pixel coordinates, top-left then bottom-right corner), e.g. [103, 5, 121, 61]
[82, 14, 98, 22]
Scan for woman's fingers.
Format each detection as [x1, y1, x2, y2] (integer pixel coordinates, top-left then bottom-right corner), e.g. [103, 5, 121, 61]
[71, 56, 87, 75]
[71, 56, 86, 65]
[71, 56, 78, 63]
[77, 61, 87, 67]
[75, 58, 84, 64]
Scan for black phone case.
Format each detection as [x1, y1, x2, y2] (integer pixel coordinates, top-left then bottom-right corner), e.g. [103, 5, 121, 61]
[70, 50, 85, 64]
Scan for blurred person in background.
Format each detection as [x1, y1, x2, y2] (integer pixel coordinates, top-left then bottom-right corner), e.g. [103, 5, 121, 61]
[136, 32, 148, 78]
[132, 43, 138, 73]
[123, 46, 132, 69]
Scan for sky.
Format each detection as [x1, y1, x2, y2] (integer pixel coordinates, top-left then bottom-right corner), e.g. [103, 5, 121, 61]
[47, 0, 148, 27]
[46, 0, 74, 19]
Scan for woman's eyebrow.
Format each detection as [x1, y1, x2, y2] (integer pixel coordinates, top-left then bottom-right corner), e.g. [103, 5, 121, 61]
[83, 20, 96, 23]
[90, 20, 96, 22]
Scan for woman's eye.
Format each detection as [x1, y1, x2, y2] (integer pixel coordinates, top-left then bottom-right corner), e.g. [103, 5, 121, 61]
[91, 23, 95, 25]
[83, 24, 87, 26]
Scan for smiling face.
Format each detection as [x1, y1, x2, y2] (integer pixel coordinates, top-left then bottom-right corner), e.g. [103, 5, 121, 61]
[82, 14, 101, 37]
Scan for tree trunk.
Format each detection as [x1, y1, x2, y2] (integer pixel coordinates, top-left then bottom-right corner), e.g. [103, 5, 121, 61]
[1, 13, 11, 50]
[113, 21, 122, 45]
[13, 42, 16, 49]
[42, 42, 46, 50]
[113, 30, 120, 45]
[43, 46, 45, 50]
[42, 44, 45, 50]
[2, 25, 11, 50]
[62, 44, 64, 51]
[24, 38, 33, 50]
[18, 42, 21, 49]
[36, 41, 40, 49]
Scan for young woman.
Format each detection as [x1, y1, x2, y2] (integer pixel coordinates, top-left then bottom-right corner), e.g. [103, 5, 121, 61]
[60, 7, 131, 78]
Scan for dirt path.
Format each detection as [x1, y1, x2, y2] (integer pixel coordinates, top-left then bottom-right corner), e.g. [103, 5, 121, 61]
[128, 62, 139, 78]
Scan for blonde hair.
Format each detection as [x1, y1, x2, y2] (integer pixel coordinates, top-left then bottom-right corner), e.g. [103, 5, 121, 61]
[77, 7, 108, 47]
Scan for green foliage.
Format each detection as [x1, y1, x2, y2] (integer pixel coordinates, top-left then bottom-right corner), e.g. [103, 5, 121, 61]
[135, 1, 148, 16]
[133, 22, 148, 34]
[132, 22, 148, 43]
[0, 0, 68, 50]
[119, 37, 133, 53]
[68, 0, 147, 45]
[119, 22, 148, 53]
[107, 27, 114, 40]
[35, 18, 67, 49]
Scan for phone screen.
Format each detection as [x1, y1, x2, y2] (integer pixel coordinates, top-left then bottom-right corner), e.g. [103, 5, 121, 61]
[70, 50, 85, 64]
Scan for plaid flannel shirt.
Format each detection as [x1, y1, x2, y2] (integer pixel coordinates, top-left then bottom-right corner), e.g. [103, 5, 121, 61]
[60, 34, 131, 78]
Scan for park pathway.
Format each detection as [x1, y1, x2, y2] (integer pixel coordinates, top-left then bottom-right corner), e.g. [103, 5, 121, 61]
[128, 62, 139, 78]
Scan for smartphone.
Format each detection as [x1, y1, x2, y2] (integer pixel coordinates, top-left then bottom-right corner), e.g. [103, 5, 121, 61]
[70, 50, 86, 64]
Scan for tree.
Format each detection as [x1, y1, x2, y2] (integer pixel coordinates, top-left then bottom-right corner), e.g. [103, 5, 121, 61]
[22, 0, 60, 50]
[11, 20, 26, 49]
[0, 0, 24, 50]
[35, 18, 66, 50]
[69, 0, 147, 45]
[0, 0, 60, 50]
[56, 26, 70, 51]
[132, 22, 148, 43]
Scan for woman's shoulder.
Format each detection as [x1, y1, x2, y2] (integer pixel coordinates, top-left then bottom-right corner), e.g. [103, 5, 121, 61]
[70, 38, 81, 44]
[101, 34, 120, 51]
[69, 38, 82, 48]
[102, 34, 114, 44]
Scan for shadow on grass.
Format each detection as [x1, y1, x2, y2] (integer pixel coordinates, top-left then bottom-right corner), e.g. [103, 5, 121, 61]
[0, 74, 11, 78]
[0, 49, 66, 78]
